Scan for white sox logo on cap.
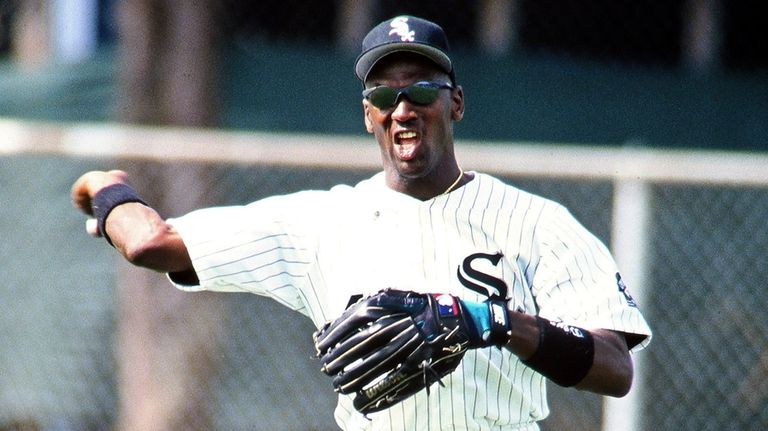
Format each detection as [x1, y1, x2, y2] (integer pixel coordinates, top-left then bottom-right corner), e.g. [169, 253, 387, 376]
[355, 15, 455, 83]
[389, 17, 415, 42]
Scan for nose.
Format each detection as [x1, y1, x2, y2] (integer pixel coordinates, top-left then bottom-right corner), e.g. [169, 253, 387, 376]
[390, 98, 417, 122]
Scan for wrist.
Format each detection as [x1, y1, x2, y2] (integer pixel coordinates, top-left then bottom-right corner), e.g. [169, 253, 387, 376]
[460, 298, 511, 348]
[91, 183, 147, 246]
[521, 316, 595, 387]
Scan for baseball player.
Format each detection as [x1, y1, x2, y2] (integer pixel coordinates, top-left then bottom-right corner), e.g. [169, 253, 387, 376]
[71, 15, 651, 431]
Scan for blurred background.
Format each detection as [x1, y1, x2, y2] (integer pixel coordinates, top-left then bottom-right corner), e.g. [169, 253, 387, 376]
[0, 1, 767, 430]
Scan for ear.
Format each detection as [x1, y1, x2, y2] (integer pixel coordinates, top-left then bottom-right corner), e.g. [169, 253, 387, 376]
[363, 100, 374, 134]
[451, 85, 465, 122]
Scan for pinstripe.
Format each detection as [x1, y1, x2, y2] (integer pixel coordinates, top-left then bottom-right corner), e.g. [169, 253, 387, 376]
[199, 258, 307, 282]
[195, 240, 303, 266]
[166, 171, 650, 430]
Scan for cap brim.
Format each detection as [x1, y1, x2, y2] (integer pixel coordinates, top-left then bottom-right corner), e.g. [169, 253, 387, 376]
[355, 43, 453, 82]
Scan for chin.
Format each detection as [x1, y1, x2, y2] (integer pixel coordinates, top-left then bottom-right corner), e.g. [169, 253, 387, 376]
[395, 165, 430, 181]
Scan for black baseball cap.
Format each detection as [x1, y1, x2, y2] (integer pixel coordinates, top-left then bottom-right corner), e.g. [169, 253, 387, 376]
[355, 16, 455, 84]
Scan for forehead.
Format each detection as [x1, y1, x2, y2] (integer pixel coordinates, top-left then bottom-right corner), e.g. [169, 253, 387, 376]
[366, 52, 447, 85]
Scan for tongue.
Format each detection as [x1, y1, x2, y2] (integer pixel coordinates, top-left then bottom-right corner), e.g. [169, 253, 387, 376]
[396, 138, 419, 161]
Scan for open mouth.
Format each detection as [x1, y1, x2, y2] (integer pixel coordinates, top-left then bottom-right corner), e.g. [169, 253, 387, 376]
[394, 130, 420, 161]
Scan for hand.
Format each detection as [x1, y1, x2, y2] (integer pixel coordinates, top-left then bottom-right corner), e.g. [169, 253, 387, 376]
[70, 170, 129, 216]
[71, 170, 129, 236]
[313, 289, 476, 414]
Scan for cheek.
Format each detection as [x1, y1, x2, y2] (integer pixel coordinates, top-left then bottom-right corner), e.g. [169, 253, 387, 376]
[365, 115, 386, 140]
[367, 112, 392, 136]
[372, 126, 391, 146]
[426, 108, 453, 138]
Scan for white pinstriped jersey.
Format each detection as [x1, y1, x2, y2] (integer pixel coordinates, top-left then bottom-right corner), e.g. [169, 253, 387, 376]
[167, 171, 651, 431]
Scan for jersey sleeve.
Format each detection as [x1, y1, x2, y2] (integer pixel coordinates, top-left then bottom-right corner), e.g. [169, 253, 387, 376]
[165, 192, 322, 315]
[530, 205, 652, 352]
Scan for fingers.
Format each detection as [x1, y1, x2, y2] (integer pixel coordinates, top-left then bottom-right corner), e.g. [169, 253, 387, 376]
[70, 173, 95, 215]
[333, 330, 423, 394]
[314, 290, 428, 354]
[70, 170, 129, 216]
[320, 314, 413, 374]
[85, 218, 101, 237]
[106, 169, 128, 179]
[314, 305, 400, 354]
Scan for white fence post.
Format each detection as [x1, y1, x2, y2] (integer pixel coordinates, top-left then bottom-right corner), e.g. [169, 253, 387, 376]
[603, 177, 652, 431]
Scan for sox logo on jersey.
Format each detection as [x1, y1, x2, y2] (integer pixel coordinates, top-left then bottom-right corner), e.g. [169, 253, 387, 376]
[456, 251, 508, 299]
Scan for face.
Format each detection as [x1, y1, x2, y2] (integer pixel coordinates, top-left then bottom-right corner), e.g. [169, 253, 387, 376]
[363, 53, 465, 198]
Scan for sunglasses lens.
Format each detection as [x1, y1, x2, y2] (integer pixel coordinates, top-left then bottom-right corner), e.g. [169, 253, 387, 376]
[368, 87, 399, 110]
[406, 86, 440, 105]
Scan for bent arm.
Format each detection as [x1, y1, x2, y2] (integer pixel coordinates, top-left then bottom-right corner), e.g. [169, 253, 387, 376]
[505, 312, 634, 397]
[71, 170, 194, 275]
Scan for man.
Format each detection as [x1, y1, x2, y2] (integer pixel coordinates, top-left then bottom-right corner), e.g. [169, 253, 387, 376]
[72, 15, 651, 431]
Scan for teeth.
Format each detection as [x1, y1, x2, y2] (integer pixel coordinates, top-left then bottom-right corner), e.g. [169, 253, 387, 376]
[397, 131, 417, 139]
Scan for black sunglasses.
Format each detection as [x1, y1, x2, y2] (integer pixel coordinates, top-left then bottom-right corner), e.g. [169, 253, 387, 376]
[363, 81, 454, 111]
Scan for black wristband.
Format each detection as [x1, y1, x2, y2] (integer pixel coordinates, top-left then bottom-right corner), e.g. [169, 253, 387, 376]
[92, 183, 147, 246]
[522, 316, 595, 387]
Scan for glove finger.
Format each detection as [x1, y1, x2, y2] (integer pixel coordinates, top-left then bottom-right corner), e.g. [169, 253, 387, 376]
[334, 328, 424, 394]
[314, 306, 374, 353]
[369, 288, 427, 313]
[315, 304, 407, 353]
[321, 314, 412, 375]
[314, 289, 428, 354]
[312, 322, 331, 355]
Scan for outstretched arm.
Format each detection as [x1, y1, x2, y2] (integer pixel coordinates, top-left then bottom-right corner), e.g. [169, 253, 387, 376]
[71, 170, 194, 275]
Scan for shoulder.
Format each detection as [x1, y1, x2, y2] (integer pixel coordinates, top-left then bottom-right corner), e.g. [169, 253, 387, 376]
[469, 172, 565, 214]
[349, 172, 386, 193]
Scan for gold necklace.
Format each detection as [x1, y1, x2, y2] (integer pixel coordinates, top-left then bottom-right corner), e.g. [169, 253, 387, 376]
[440, 168, 464, 195]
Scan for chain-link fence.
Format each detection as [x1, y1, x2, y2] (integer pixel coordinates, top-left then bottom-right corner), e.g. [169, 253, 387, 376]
[645, 184, 768, 430]
[2, 138, 767, 430]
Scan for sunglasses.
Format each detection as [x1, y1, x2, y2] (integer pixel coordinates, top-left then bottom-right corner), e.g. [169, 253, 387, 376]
[363, 81, 454, 111]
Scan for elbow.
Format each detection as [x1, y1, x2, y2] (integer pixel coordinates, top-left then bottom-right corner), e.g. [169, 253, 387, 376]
[585, 329, 636, 398]
[120, 226, 175, 271]
[604, 357, 634, 398]
[124, 244, 151, 267]
[122, 235, 163, 269]
[575, 345, 634, 397]
[607, 377, 632, 398]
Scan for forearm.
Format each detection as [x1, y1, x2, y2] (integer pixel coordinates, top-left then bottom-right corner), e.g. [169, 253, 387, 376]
[504, 311, 633, 397]
[106, 202, 193, 273]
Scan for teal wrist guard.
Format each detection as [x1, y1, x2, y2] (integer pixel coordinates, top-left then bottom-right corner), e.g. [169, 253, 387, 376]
[459, 298, 511, 347]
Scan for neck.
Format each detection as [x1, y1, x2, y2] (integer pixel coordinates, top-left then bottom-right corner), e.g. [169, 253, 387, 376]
[440, 168, 464, 195]
[386, 166, 465, 201]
